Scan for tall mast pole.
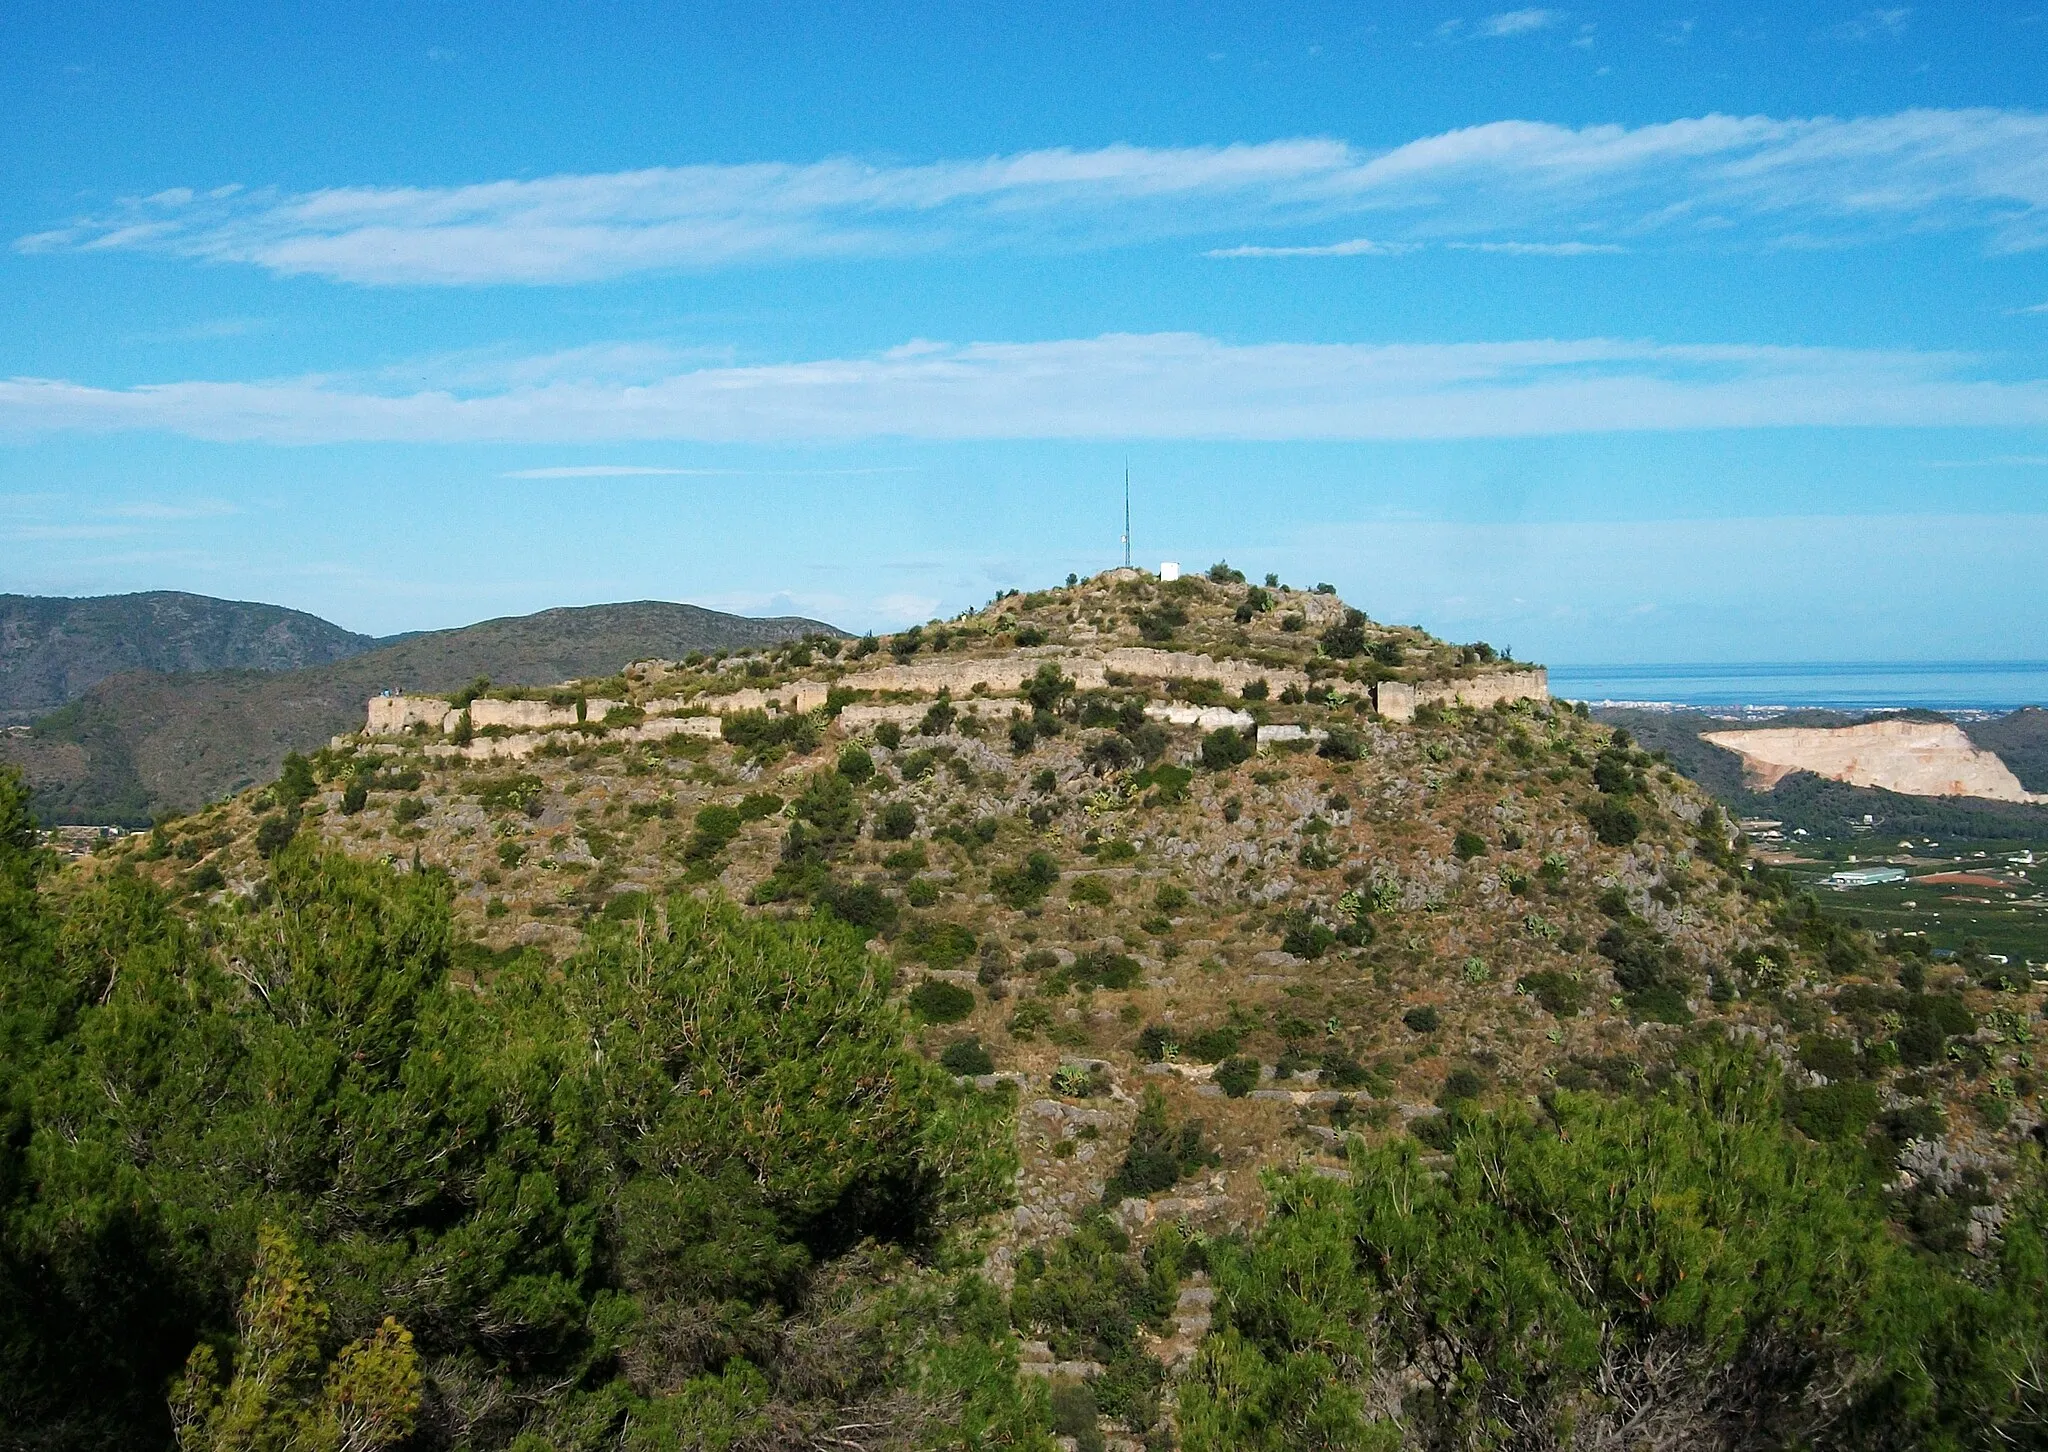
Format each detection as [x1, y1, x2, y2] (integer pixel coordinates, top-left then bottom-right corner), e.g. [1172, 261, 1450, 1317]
[1122, 463, 1131, 569]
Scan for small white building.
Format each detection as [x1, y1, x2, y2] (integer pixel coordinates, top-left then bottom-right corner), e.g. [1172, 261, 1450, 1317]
[1825, 865, 1906, 889]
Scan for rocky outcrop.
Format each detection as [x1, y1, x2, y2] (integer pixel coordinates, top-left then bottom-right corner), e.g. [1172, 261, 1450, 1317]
[1702, 718, 2047, 803]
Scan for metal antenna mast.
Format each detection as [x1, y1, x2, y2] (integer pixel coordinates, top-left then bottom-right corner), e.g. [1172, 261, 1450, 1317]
[1122, 463, 1131, 569]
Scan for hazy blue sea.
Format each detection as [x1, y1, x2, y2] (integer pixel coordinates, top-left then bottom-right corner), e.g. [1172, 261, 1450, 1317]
[1549, 661, 2048, 714]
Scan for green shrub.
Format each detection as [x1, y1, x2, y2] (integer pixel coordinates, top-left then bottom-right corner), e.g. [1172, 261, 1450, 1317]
[1154, 883, 1190, 913]
[1798, 1034, 1864, 1082]
[875, 800, 918, 841]
[1439, 1067, 1486, 1104]
[904, 877, 940, 908]
[1585, 797, 1642, 846]
[1070, 948, 1140, 991]
[1518, 971, 1588, 1016]
[814, 877, 899, 934]
[253, 813, 299, 859]
[391, 796, 428, 825]
[1318, 725, 1364, 761]
[340, 778, 368, 815]
[1624, 985, 1693, 1024]
[1404, 1005, 1440, 1033]
[1214, 1056, 1261, 1098]
[476, 772, 546, 814]
[903, 919, 977, 969]
[1280, 911, 1337, 960]
[1137, 762, 1193, 805]
[992, 850, 1060, 908]
[1069, 875, 1114, 907]
[1104, 1088, 1217, 1200]
[1789, 1081, 1880, 1142]
[736, 791, 783, 821]
[687, 802, 744, 860]
[1135, 1023, 1180, 1061]
[1452, 829, 1488, 860]
[1186, 1027, 1241, 1063]
[908, 980, 976, 1023]
[940, 1038, 995, 1076]
[836, 744, 875, 782]
[1200, 727, 1255, 771]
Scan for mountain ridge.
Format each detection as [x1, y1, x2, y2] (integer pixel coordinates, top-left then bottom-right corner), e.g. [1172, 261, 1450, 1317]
[2, 598, 839, 823]
[0, 589, 380, 724]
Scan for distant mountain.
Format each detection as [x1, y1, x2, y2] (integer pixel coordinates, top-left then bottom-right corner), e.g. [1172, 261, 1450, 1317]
[0, 591, 379, 724]
[3, 600, 839, 824]
[1595, 706, 2048, 842]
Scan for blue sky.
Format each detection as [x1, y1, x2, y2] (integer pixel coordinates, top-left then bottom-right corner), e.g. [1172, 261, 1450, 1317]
[3, 1, 2046, 663]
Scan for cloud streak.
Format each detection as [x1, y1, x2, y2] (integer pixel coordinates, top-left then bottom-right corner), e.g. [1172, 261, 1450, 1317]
[4, 332, 2045, 446]
[18, 108, 2048, 285]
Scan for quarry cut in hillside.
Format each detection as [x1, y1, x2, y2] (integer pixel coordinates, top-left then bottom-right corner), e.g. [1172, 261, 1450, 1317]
[1703, 717, 2047, 804]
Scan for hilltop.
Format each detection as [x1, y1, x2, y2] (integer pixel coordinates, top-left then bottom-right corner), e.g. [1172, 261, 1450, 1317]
[2, 599, 836, 824]
[22, 564, 2048, 1449]
[0, 590, 380, 724]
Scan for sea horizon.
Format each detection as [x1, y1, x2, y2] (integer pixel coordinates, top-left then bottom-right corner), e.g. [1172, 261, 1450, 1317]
[1548, 660, 2048, 714]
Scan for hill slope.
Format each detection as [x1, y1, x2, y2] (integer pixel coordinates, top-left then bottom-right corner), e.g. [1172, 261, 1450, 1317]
[4, 599, 837, 823]
[0, 590, 378, 724]
[45, 567, 2048, 1450]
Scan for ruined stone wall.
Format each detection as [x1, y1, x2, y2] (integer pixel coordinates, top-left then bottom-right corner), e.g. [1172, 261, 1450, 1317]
[1145, 704, 1256, 731]
[420, 712, 723, 763]
[365, 695, 456, 735]
[1374, 668, 1548, 723]
[662, 680, 829, 715]
[469, 698, 577, 731]
[845, 648, 1305, 700]
[368, 694, 623, 738]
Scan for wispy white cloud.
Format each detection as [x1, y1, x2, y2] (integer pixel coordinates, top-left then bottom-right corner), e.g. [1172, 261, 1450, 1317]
[1207, 237, 1619, 258]
[1476, 9, 1563, 38]
[3, 332, 2044, 446]
[1829, 7, 1911, 41]
[1204, 238, 1420, 257]
[19, 108, 2048, 285]
[1447, 240, 1627, 255]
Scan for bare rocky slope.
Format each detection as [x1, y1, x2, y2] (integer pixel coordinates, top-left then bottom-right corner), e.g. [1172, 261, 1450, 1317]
[100, 567, 2043, 1273]
[0, 590, 378, 724]
[1702, 717, 2048, 803]
[4, 599, 835, 824]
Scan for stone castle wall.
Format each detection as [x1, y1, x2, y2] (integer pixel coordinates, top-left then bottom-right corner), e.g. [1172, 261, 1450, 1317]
[1374, 667, 1548, 723]
[363, 658, 1548, 760]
